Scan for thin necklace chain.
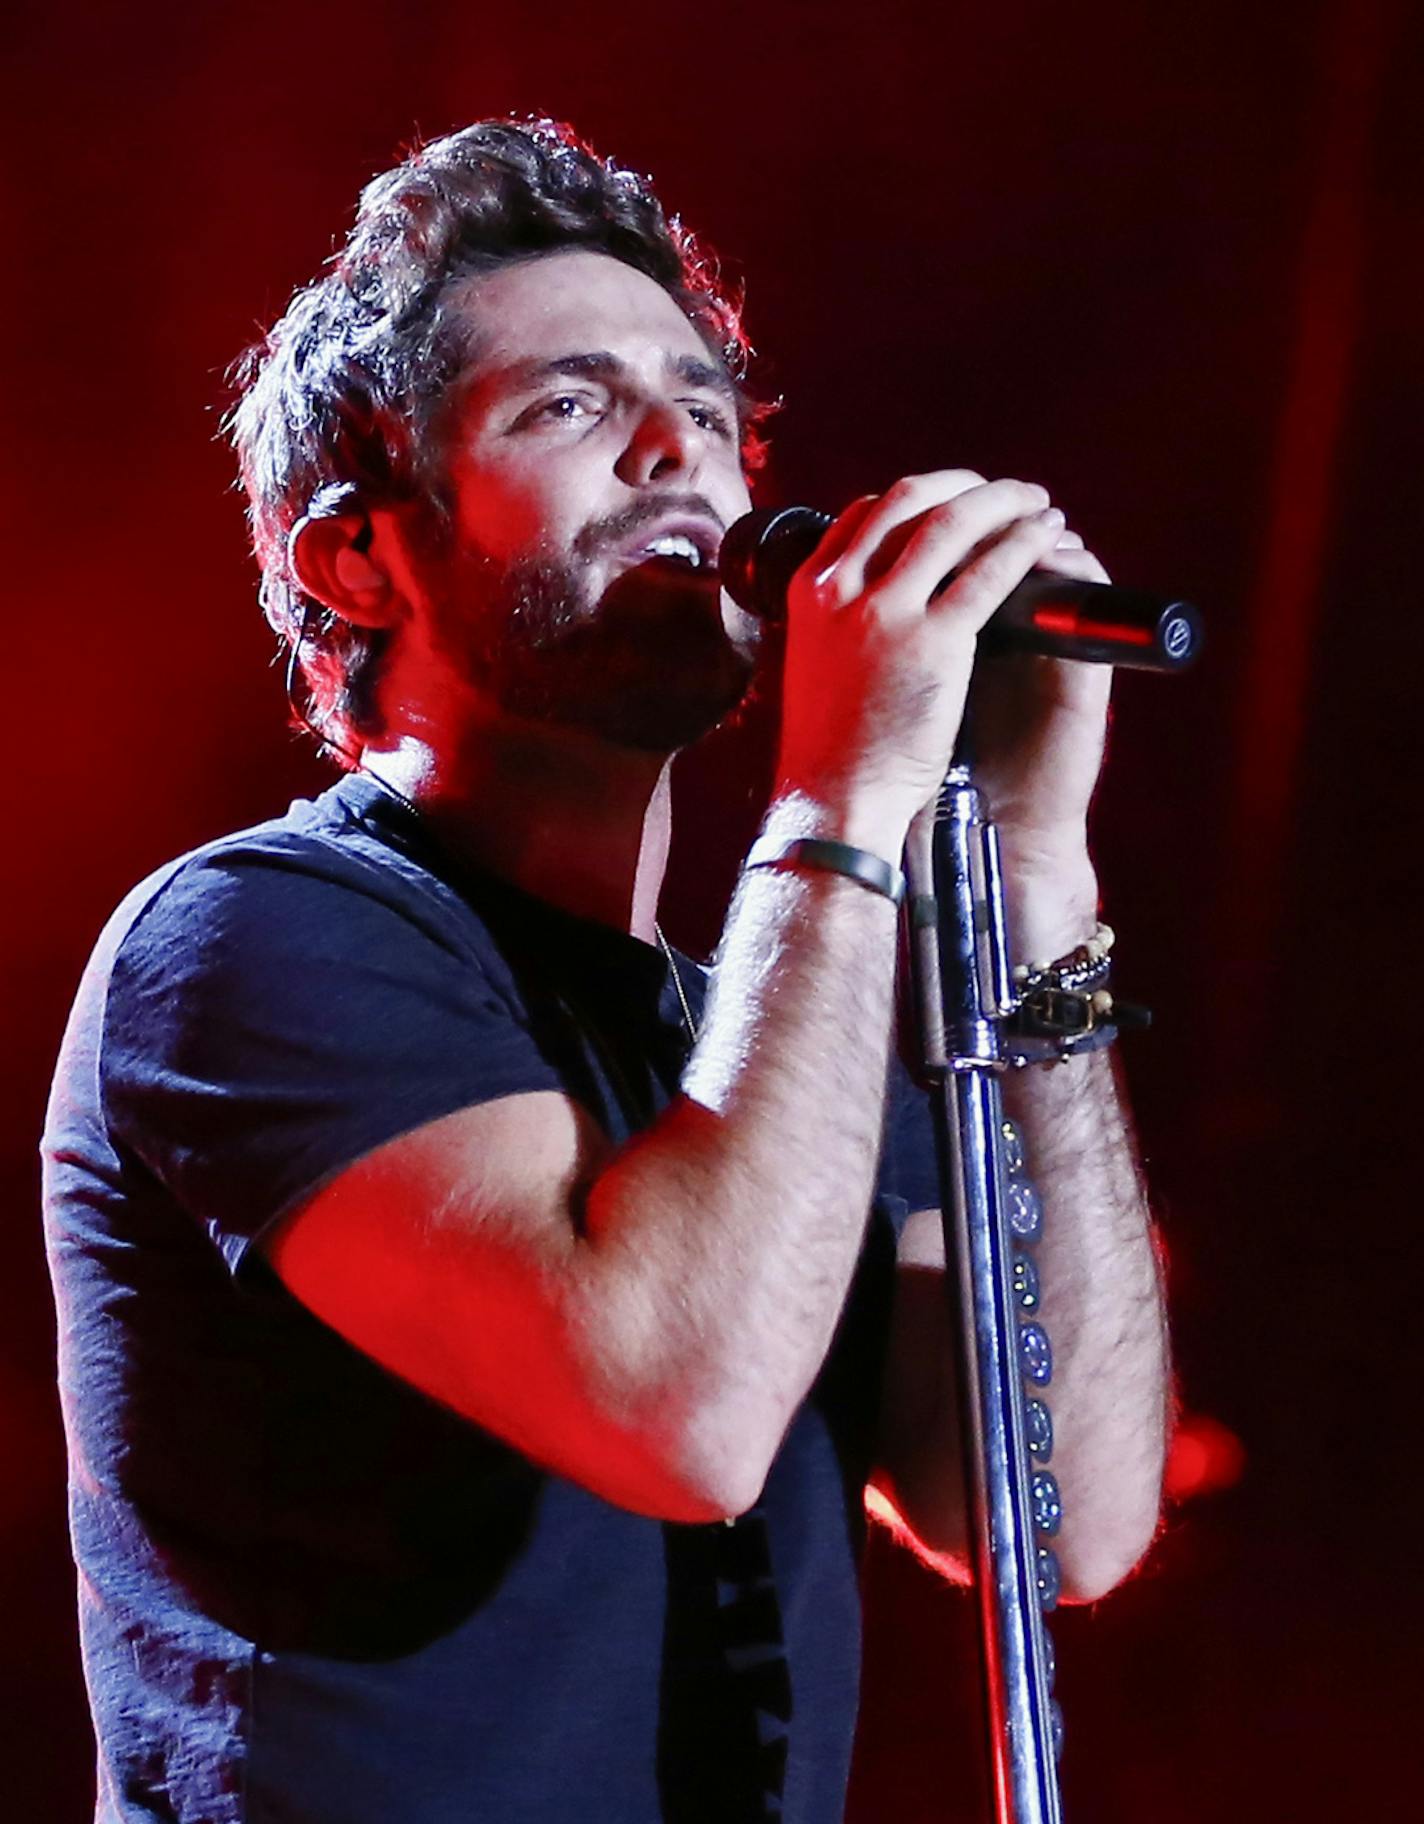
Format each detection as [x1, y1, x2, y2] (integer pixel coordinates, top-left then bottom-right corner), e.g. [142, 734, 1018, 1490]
[362, 767, 700, 1046]
[360, 765, 423, 822]
[654, 922, 700, 1044]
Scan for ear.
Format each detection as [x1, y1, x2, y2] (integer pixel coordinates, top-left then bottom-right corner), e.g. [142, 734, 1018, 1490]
[288, 513, 401, 629]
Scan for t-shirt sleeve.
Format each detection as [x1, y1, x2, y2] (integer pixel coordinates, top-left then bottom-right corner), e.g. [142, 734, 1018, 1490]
[100, 842, 565, 1273]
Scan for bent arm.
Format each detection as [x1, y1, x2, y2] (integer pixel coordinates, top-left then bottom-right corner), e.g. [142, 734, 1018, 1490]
[872, 869, 1170, 1602]
[267, 475, 1084, 1526]
[269, 795, 905, 1526]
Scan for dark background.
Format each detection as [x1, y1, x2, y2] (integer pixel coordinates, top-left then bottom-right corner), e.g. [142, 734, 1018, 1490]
[6, 0, 1420, 1813]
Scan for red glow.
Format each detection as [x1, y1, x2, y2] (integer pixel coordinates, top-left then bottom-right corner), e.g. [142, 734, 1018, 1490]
[1163, 1411, 1246, 1502]
[865, 1482, 901, 1528]
[1224, 0, 1386, 999]
[1030, 609, 1153, 646]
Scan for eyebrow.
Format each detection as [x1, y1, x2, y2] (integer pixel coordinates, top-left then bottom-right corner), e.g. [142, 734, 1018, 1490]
[492, 349, 738, 403]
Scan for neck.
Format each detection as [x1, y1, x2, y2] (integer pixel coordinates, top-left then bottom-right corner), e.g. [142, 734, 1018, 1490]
[361, 724, 674, 943]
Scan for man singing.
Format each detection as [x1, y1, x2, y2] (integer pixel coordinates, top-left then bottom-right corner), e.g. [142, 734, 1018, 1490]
[42, 117, 1168, 1823]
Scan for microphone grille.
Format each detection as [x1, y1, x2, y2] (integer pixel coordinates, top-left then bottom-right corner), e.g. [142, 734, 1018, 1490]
[719, 506, 832, 621]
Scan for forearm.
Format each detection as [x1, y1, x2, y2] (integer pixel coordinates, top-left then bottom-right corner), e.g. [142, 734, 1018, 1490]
[579, 792, 905, 1513]
[1002, 1045, 1169, 1599]
[997, 850, 1168, 1590]
[879, 857, 1169, 1596]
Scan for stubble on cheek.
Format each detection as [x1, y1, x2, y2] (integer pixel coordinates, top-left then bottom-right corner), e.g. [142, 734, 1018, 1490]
[421, 518, 755, 750]
[423, 535, 585, 669]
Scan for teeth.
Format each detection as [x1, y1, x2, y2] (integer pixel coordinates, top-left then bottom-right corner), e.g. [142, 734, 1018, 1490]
[644, 534, 703, 567]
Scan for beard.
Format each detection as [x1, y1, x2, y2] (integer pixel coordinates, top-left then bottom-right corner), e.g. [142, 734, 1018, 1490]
[435, 497, 757, 754]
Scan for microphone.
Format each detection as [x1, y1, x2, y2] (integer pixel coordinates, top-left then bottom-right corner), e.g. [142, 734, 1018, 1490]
[719, 506, 1202, 672]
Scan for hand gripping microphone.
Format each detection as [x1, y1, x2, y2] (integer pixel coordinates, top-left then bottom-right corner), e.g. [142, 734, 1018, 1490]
[719, 505, 1202, 671]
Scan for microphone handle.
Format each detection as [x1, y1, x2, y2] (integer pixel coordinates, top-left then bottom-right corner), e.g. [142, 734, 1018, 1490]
[982, 573, 1201, 671]
[720, 506, 1203, 673]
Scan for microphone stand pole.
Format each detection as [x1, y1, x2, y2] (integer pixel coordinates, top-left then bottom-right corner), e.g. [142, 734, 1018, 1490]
[902, 757, 1065, 1824]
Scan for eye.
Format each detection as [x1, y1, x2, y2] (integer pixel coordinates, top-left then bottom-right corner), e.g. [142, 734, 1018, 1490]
[684, 400, 735, 439]
[515, 392, 601, 431]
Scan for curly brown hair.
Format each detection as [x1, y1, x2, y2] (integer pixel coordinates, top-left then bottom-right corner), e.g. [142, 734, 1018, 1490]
[227, 116, 771, 761]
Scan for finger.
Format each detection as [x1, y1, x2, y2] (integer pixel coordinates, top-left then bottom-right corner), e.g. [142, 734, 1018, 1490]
[1037, 545, 1112, 587]
[1054, 530, 1085, 551]
[869, 483, 1060, 619]
[919, 509, 1069, 635]
[800, 493, 880, 580]
[818, 468, 993, 602]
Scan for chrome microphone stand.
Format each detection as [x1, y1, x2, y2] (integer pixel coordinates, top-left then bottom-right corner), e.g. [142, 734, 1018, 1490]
[903, 762, 1065, 1824]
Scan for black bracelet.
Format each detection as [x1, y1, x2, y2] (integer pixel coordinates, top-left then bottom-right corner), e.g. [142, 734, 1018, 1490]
[1003, 981, 1151, 1067]
[744, 835, 906, 906]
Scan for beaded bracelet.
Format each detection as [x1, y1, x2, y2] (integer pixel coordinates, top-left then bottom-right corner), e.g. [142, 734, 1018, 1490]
[1003, 922, 1151, 1066]
[1012, 922, 1116, 993]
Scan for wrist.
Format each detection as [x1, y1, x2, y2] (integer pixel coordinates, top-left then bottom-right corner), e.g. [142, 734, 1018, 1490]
[764, 780, 913, 864]
[1000, 843, 1100, 967]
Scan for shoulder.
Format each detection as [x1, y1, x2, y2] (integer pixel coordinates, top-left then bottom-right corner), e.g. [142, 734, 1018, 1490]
[95, 779, 527, 1017]
[77, 776, 548, 1134]
[112, 783, 467, 953]
[56, 781, 567, 1259]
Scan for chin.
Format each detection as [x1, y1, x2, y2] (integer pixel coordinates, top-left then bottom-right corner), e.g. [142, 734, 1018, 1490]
[481, 618, 750, 757]
[462, 556, 758, 753]
[573, 636, 755, 753]
[552, 571, 758, 748]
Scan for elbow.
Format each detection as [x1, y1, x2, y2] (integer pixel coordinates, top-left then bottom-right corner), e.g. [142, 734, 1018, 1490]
[1053, 1442, 1166, 1604]
[531, 1416, 767, 1528]
[1056, 1512, 1160, 1605]
[658, 1421, 775, 1525]
[620, 1450, 767, 1528]
[573, 1296, 782, 1524]
[656, 1475, 764, 1528]
[576, 1382, 776, 1525]
[1058, 1558, 1130, 1606]
[632, 1375, 785, 1523]
[644, 1482, 748, 1527]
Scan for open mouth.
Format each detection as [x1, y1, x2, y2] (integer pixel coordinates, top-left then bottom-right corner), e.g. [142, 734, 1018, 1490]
[627, 532, 721, 583]
[639, 532, 712, 571]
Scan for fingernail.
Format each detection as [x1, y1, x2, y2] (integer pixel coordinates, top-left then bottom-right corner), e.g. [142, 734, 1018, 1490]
[1040, 507, 1065, 527]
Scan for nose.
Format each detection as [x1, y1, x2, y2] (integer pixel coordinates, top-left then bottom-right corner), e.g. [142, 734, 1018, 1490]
[614, 400, 700, 489]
